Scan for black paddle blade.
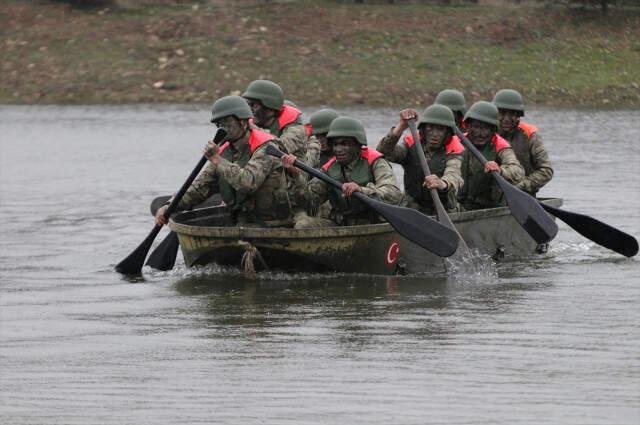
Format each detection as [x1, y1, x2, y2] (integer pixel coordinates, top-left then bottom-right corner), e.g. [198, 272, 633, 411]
[115, 225, 162, 275]
[145, 231, 180, 271]
[541, 203, 638, 257]
[363, 196, 459, 257]
[494, 174, 558, 244]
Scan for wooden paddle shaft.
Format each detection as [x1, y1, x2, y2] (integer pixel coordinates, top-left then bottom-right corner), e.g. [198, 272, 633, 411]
[164, 128, 227, 218]
[407, 119, 444, 200]
[454, 127, 488, 166]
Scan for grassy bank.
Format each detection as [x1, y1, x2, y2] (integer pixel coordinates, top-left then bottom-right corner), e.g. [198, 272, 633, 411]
[2, 0, 639, 107]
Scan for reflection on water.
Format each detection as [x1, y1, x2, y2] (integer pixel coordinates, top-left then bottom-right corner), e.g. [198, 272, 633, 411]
[1, 105, 638, 425]
[171, 269, 540, 340]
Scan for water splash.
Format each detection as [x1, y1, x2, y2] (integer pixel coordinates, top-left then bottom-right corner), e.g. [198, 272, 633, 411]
[444, 248, 498, 285]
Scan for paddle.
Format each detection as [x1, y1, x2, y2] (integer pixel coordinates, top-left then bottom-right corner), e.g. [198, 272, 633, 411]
[540, 202, 638, 257]
[145, 230, 180, 271]
[145, 193, 223, 271]
[453, 127, 558, 244]
[406, 118, 470, 255]
[115, 128, 227, 275]
[266, 144, 459, 257]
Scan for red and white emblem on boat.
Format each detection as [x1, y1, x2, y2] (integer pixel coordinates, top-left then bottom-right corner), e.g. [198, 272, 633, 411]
[385, 240, 400, 266]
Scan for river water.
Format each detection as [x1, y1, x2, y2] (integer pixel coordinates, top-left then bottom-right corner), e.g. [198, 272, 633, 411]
[1, 105, 638, 424]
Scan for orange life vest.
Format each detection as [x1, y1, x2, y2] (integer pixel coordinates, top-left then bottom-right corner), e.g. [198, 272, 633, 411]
[322, 146, 383, 171]
[403, 134, 465, 155]
[278, 105, 302, 130]
[219, 128, 274, 155]
[518, 121, 539, 138]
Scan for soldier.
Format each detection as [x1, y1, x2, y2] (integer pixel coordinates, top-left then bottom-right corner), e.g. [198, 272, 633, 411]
[281, 117, 404, 228]
[434, 89, 468, 129]
[242, 79, 307, 158]
[306, 108, 339, 169]
[492, 89, 554, 196]
[458, 101, 524, 211]
[154, 95, 293, 228]
[376, 104, 464, 215]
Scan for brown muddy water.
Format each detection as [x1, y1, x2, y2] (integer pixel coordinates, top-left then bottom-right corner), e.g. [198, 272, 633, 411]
[1, 105, 638, 424]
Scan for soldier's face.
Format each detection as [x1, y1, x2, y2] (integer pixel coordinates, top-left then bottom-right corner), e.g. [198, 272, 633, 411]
[498, 109, 520, 134]
[467, 120, 494, 146]
[246, 98, 276, 127]
[214, 116, 247, 142]
[317, 134, 331, 153]
[421, 124, 449, 150]
[331, 138, 360, 165]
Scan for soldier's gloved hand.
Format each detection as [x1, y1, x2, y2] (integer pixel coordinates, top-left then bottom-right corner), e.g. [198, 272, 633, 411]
[203, 141, 220, 165]
[424, 174, 448, 190]
[155, 205, 169, 226]
[341, 182, 361, 198]
[484, 161, 500, 174]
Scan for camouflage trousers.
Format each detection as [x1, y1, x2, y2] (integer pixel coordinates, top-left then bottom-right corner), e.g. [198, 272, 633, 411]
[293, 213, 335, 229]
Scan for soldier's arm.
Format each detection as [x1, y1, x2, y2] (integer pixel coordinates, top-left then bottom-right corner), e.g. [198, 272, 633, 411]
[441, 154, 464, 193]
[177, 163, 220, 210]
[215, 143, 279, 193]
[375, 128, 409, 163]
[519, 133, 554, 193]
[304, 135, 321, 170]
[498, 147, 525, 184]
[275, 122, 308, 157]
[360, 159, 404, 205]
[305, 176, 328, 206]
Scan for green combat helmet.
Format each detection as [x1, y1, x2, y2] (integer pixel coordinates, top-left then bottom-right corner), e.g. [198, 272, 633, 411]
[434, 89, 467, 115]
[210, 95, 253, 123]
[464, 101, 499, 128]
[309, 109, 339, 135]
[419, 104, 456, 130]
[327, 116, 367, 146]
[242, 79, 284, 110]
[492, 89, 525, 116]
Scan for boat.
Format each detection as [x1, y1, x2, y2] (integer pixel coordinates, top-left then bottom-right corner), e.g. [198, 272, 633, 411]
[165, 198, 563, 275]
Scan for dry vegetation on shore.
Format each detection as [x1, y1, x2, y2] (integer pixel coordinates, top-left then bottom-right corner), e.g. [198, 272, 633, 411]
[2, 0, 639, 107]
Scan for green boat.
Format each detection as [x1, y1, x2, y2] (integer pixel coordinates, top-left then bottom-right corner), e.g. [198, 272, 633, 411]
[166, 198, 563, 275]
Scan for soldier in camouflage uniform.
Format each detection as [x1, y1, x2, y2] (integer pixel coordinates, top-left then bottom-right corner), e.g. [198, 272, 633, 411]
[299, 108, 340, 221]
[242, 79, 307, 158]
[458, 101, 525, 211]
[154, 96, 293, 228]
[492, 89, 554, 196]
[305, 108, 339, 169]
[434, 89, 468, 129]
[281, 117, 404, 228]
[243, 80, 309, 216]
[376, 104, 465, 215]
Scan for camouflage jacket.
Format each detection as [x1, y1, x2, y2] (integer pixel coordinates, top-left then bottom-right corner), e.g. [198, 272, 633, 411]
[263, 111, 308, 159]
[501, 122, 553, 196]
[304, 135, 322, 170]
[306, 153, 404, 224]
[458, 136, 524, 210]
[178, 128, 291, 225]
[377, 127, 464, 194]
[261, 109, 309, 207]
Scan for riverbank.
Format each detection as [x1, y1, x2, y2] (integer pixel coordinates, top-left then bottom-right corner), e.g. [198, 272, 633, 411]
[2, 0, 639, 107]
